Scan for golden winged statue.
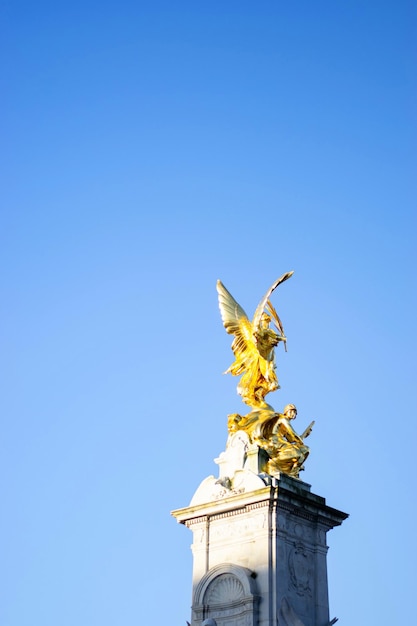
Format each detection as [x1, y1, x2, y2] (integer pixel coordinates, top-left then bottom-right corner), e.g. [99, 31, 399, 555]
[217, 271, 293, 411]
[216, 273, 314, 479]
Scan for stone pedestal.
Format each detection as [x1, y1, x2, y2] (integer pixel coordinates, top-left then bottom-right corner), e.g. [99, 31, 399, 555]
[173, 464, 347, 626]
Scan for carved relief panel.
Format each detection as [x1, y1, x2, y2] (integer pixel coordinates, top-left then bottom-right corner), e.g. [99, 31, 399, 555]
[192, 564, 259, 626]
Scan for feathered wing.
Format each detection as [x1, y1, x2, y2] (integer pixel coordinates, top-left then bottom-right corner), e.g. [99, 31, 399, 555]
[216, 280, 258, 374]
[252, 271, 294, 333]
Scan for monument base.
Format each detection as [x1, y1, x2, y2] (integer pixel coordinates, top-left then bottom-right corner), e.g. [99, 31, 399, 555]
[172, 437, 348, 626]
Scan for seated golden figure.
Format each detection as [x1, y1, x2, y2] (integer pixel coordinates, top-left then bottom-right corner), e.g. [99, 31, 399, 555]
[253, 404, 313, 478]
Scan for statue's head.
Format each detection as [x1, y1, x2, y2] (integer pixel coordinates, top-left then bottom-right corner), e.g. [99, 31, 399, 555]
[260, 312, 271, 327]
[283, 403, 297, 419]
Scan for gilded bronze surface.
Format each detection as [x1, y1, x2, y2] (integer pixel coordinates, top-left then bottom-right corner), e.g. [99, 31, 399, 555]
[217, 272, 293, 410]
[254, 404, 314, 478]
[217, 274, 313, 478]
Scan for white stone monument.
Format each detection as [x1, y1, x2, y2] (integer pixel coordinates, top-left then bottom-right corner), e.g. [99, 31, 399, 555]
[172, 274, 348, 626]
[172, 438, 347, 626]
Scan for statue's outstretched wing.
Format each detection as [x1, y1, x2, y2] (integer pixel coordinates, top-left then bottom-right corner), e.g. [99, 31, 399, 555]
[252, 271, 294, 341]
[216, 280, 257, 374]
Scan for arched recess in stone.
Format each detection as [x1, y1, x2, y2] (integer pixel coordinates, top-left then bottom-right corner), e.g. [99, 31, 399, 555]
[192, 563, 259, 626]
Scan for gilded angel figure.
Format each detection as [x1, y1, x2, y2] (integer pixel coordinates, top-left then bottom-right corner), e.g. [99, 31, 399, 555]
[217, 272, 293, 410]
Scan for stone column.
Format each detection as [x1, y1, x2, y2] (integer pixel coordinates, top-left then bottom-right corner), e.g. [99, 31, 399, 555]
[172, 472, 347, 626]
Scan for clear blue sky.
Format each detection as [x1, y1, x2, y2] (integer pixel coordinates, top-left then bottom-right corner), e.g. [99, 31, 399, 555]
[1, 1, 416, 624]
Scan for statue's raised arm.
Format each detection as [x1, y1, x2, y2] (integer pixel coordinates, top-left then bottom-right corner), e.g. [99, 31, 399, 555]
[217, 271, 293, 410]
